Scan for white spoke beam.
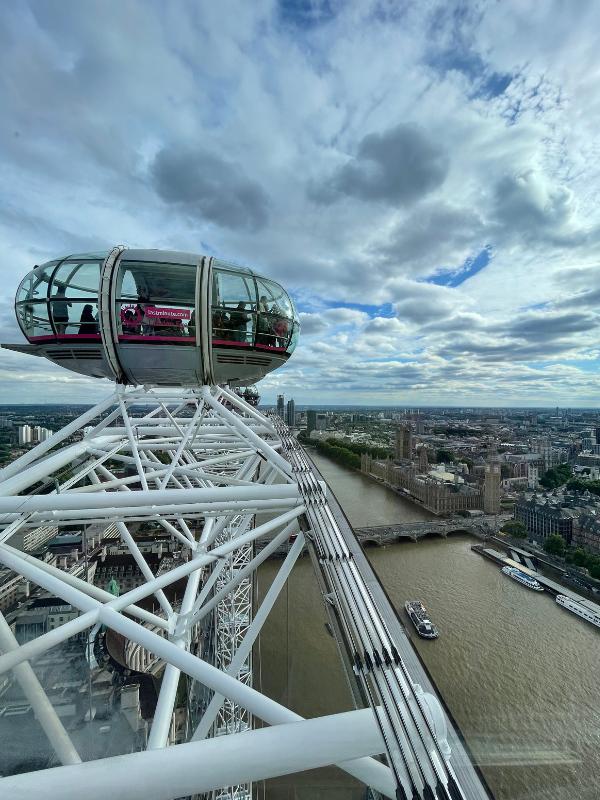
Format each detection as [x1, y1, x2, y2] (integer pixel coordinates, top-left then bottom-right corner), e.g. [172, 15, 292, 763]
[0, 708, 391, 800]
[0, 612, 81, 767]
[116, 521, 173, 619]
[193, 533, 305, 741]
[191, 521, 299, 624]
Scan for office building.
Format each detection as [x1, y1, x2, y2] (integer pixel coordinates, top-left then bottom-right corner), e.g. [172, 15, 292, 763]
[306, 410, 317, 434]
[276, 395, 284, 418]
[315, 413, 327, 431]
[285, 399, 295, 428]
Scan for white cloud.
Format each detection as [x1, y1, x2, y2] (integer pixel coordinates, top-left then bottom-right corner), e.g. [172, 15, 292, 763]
[0, 0, 599, 404]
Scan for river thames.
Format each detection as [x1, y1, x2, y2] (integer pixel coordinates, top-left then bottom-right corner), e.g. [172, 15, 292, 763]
[254, 452, 599, 800]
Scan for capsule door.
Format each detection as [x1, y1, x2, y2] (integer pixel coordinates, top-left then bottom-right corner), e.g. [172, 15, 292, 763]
[106, 250, 205, 386]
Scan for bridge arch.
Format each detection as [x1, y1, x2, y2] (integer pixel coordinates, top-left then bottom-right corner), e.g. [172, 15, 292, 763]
[443, 527, 473, 536]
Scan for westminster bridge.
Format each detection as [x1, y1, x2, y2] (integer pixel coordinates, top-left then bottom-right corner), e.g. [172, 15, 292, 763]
[355, 514, 512, 546]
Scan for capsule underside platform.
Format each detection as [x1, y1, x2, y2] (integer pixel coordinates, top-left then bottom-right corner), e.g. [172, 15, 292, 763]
[6, 248, 300, 387]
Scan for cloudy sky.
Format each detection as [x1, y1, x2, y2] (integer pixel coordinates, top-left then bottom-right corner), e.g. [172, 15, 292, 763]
[1, 0, 600, 407]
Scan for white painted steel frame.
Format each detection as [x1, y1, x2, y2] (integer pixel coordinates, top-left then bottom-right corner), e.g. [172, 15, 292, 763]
[0, 385, 394, 800]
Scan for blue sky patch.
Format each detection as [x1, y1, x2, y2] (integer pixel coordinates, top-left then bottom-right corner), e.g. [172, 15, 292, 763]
[296, 296, 395, 317]
[425, 246, 492, 288]
[278, 0, 338, 29]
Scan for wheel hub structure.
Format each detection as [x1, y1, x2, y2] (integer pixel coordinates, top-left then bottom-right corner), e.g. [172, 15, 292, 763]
[0, 385, 396, 800]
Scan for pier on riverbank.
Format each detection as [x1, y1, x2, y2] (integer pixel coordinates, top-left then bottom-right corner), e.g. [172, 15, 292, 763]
[473, 544, 600, 619]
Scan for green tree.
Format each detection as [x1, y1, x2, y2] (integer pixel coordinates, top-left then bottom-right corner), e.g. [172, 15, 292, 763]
[572, 548, 588, 567]
[436, 449, 454, 464]
[589, 563, 600, 580]
[539, 463, 572, 489]
[501, 521, 527, 539]
[567, 478, 600, 497]
[543, 534, 566, 556]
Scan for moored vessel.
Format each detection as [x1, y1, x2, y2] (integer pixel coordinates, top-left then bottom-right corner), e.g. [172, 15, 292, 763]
[501, 565, 544, 592]
[556, 594, 600, 629]
[405, 600, 439, 639]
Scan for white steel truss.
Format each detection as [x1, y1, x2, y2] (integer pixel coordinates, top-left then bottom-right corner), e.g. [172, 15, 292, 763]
[0, 384, 395, 800]
[212, 517, 253, 800]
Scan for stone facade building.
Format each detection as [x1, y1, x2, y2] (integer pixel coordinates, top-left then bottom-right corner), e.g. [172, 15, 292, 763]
[484, 462, 501, 514]
[361, 454, 483, 516]
[514, 493, 575, 545]
[394, 425, 413, 460]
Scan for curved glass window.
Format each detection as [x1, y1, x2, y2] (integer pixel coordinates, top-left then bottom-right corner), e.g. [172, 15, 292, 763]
[17, 302, 53, 339]
[212, 269, 257, 346]
[287, 319, 300, 354]
[16, 264, 55, 305]
[17, 258, 104, 341]
[50, 300, 100, 336]
[212, 257, 252, 275]
[64, 251, 109, 260]
[52, 260, 101, 298]
[116, 261, 196, 342]
[255, 278, 293, 350]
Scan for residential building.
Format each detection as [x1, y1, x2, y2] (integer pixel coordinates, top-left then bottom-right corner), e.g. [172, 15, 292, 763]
[8, 524, 59, 553]
[18, 425, 32, 445]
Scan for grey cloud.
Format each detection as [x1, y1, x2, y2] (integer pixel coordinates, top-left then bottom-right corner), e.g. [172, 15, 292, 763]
[392, 281, 460, 325]
[437, 336, 579, 363]
[298, 312, 328, 336]
[506, 310, 596, 340]
[553, 266, 600, 291]
[378, 202, 486, 275]
[420, 311, 486, 333]
[150, 146, 269, 232]
[560, 287, 600, 311]
[311, 123, 448, 207]
[491, 170, 581, 245]
[433, 304, 600, 364]
[363, 317, 405, 335]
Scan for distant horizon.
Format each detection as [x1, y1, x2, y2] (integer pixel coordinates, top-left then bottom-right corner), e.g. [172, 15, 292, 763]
[1, 400, 599, 412]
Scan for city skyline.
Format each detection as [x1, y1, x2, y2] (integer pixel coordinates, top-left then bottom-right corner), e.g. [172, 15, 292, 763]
[1, 2, 600, 405]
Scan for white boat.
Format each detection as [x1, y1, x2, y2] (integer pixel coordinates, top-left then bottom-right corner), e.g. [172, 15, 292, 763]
[556, 594, 600, 629]
[405, 600, 439, 639]
[501, 565, 544, 592]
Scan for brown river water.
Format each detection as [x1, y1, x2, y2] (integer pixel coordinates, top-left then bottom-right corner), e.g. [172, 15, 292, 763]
[253, 452, 600, 800]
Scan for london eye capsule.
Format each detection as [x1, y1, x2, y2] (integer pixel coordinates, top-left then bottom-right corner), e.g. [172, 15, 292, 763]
[5, 247, 300, 386]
